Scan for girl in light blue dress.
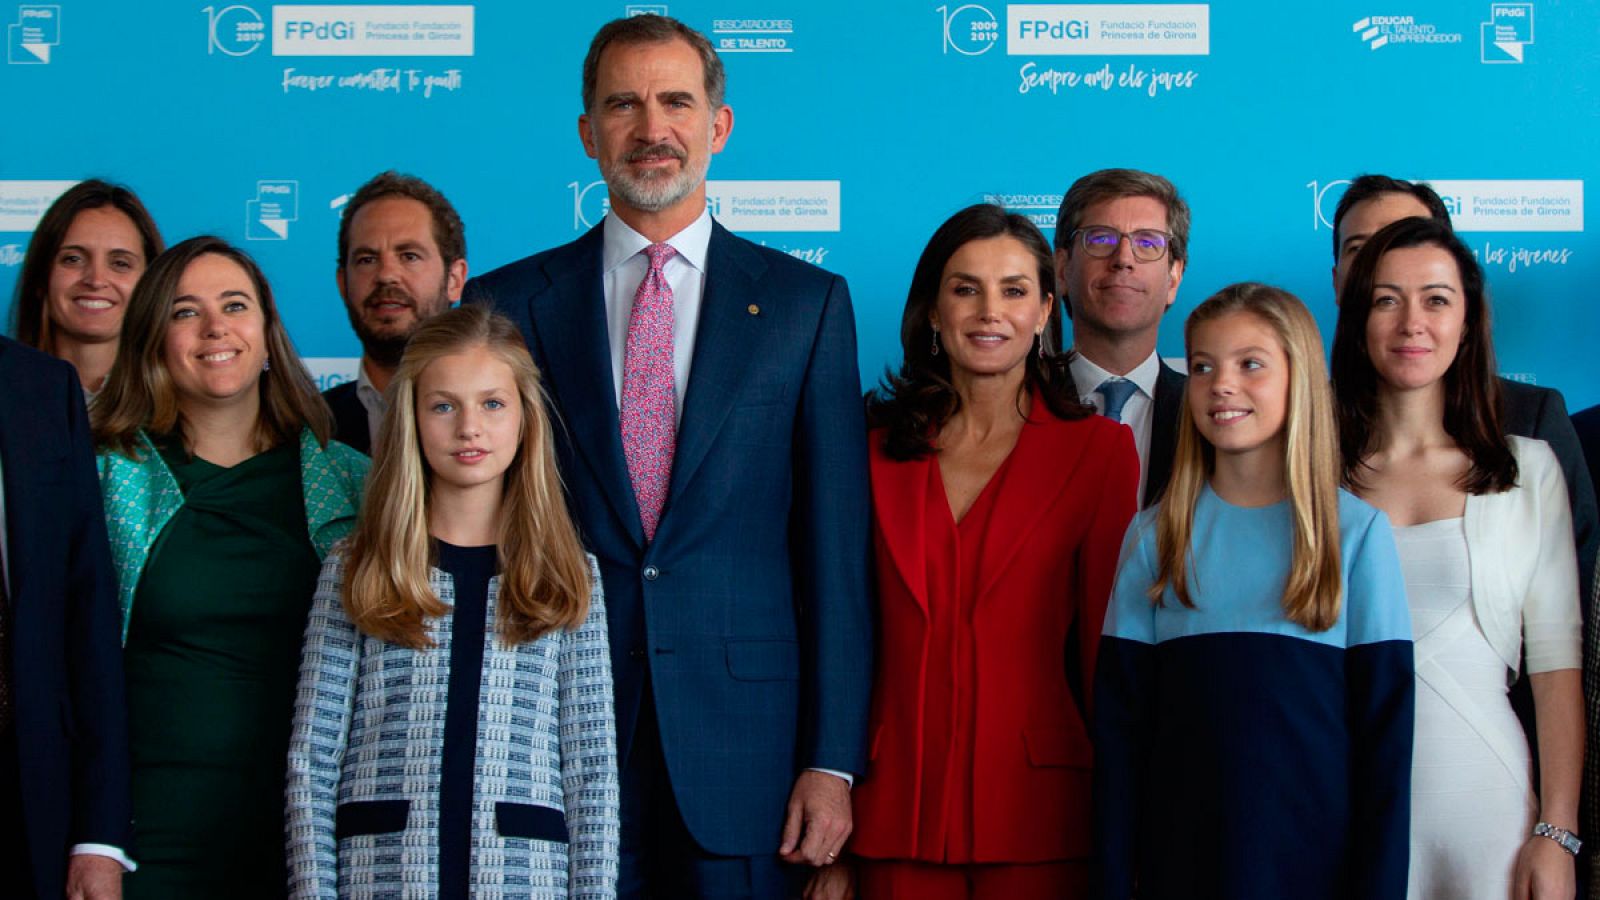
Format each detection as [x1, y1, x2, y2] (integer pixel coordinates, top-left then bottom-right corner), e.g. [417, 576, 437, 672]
[1095, 283, 1414, 900]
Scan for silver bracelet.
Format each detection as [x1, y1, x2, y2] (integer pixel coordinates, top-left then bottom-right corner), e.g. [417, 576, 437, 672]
[1532, 822, 1582, 856]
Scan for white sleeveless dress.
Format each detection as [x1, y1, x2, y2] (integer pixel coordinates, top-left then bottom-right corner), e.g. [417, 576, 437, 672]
[1396, 517, 1535, 900]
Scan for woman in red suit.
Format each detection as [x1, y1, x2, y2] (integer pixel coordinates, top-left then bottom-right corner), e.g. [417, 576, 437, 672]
[808, 204, 1139, 899]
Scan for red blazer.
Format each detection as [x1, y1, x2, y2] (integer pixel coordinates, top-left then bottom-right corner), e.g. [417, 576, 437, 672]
[851, 400, 1138, 863]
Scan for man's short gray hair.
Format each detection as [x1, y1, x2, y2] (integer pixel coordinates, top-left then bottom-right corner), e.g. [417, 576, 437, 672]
[581, 14, 726, 112]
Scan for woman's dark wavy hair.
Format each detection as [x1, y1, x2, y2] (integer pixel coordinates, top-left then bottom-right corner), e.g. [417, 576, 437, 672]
[11, 178, 163, 350]
[1330, 215, 1517, 494]
[866, 203, 1088, 459]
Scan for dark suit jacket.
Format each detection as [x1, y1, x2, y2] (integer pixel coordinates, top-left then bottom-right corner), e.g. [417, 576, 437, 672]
[0, 337, 130, 898]
[1067, 355, 1185, 509]
[1144, 359, 1186, 508]
[465, 221, 873, 856]
[1572, 402, 1600, 564]
[852, 401, 1138, 863]
[322, 379, 371, 456]
[1501, 379, 1596, 601]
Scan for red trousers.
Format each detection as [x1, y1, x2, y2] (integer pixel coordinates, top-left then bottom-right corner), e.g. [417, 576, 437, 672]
[856, 858, 1090, 900]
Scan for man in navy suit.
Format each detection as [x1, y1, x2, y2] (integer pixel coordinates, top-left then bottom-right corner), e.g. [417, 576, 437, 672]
[1053, 168, 1190, 508]
[466, 14, 871, 897]
[0, 337, 130, 898]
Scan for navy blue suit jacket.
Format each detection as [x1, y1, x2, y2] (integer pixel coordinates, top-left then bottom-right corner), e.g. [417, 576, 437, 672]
[0, 338, 130, 897]
[466, 221, 873, 856]
[1143, 359, 1185, 509]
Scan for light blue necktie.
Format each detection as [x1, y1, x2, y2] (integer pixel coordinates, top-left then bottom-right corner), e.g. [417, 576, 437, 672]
[1095, 378, 1139, 423]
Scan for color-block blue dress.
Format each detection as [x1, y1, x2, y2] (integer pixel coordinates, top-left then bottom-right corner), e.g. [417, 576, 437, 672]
[1094, 486, 1414, 900]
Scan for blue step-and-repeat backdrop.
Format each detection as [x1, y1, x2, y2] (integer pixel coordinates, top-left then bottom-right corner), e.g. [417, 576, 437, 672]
[2, 2, 1594, 409]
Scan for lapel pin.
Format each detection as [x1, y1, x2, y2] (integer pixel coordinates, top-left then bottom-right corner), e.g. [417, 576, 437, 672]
[747, 304, 761, 316]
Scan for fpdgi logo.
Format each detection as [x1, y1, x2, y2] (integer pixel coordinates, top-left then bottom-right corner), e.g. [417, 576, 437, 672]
[1017, 18, 1090, 41]
[1481, 3, 1532, 63]
[246, 180, 299, 240]
[0, 244, 22, 267]
[939, 4, 999, 55]
[8, 4, 59, 64]
[1008, 5, 1209, 57]
[204, 5, 266, 56]
[271, 6, 475, 56]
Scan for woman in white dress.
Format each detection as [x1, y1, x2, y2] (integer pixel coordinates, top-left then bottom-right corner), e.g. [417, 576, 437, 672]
[1331, 215, 1584, 900]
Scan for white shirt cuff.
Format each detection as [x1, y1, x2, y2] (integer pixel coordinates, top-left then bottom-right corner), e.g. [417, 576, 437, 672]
[807, 767, 854, 788]
[70, 844, 137, 872]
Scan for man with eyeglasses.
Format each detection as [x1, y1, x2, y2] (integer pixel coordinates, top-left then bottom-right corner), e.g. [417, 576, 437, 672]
[1053, 168, 1189, 507]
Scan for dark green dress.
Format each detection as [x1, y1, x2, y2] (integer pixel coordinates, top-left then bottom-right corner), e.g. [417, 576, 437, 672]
[123, 437, 322, 899]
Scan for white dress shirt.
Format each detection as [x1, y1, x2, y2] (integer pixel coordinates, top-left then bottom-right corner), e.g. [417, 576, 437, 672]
[355, 359, 387, 450]
[0, 457, 136, 872]
[1070, 349, 1160, 503]
[602, 209, 712, 423]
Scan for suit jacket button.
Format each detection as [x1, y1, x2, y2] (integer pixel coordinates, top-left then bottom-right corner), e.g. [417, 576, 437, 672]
[643, 566, 660, 581]
[629, 648, 647, 660]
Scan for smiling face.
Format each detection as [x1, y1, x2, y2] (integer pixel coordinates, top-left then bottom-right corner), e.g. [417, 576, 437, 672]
[416, 348, 523, 495]
[163, 253, 269, 412]
[337, 195, 463, 366]
[1363, 244, 1467, 395]
[45, 206, 147, 349]
[929, 235, 1052, 387]
[1055, 195, 1183, 353]
[1187, 310, 1290, 465]
[578, 37, 732, 223]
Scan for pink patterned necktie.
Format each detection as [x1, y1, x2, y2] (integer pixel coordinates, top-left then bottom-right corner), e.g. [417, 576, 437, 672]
[620, 242, 678, 541]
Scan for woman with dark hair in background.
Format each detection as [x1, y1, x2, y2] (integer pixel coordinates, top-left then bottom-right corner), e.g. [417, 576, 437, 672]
[1332, 216, 1583, 899]
[809, 204, 1138, 899]
[93, 236, 368, 898]
[10, 179, 163, 393]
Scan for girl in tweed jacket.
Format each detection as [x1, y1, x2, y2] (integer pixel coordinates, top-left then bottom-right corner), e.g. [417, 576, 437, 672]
[287, 306, 619, 899]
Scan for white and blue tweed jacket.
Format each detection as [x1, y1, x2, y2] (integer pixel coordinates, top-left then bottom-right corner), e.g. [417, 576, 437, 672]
[286, 549, 619, 899]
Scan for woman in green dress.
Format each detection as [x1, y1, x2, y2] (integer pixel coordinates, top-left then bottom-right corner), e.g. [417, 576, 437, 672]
[92, 236, 368, 898]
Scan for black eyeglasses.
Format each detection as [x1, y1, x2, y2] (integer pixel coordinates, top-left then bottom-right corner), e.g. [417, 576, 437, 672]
[1071, 226, 1173, 262]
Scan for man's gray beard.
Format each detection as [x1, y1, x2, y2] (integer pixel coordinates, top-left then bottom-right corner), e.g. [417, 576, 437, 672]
[603, 157, 709, 213]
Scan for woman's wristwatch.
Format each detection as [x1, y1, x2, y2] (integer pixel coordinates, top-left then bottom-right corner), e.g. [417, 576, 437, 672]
[1532, 822, 1582, 856]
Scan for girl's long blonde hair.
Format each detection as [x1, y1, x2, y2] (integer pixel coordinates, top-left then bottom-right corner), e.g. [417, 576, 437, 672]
[1151, 283, 1344, 632]
[341, 305, 591, 648]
